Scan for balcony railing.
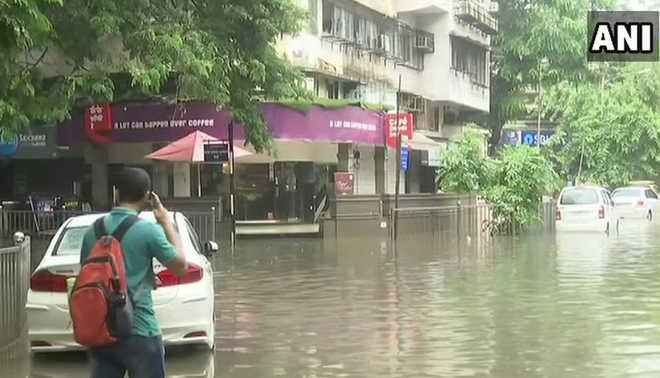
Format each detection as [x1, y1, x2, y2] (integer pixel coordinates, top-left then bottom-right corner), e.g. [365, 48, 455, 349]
[455, 0, 498, 35]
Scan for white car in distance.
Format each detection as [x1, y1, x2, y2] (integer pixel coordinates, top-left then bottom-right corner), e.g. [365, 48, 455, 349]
[611, 186, 659, 221]
[556, 186, 618, 233]
[27, 211, 218, 352]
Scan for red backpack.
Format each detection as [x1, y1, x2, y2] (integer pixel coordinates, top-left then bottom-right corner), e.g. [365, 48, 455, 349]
[70, 215, 139, 348]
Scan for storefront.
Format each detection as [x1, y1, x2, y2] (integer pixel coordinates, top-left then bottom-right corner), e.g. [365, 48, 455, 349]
[57, 101, 387, 223]
[0, 126, 87, 210]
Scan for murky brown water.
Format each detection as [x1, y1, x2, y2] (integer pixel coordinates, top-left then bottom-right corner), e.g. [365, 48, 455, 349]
[5, 220, 660, 377]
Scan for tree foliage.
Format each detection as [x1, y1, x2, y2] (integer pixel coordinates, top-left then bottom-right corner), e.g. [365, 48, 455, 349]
[544, 63, 660, 187]
[483, 145, 559, 230]
[436, 130, 490, 193]
[437, 133, 558, 231]
[1, 0, 307, 150]
[484, 0, 614, 153]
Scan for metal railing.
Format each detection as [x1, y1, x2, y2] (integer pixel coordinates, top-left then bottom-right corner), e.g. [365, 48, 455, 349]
[0, 207, 87, 239]
[1, 206, 221, 243]
[0, 234, 30, 349]
[390, 201, 556, 239]
[180, 210, 217, 243]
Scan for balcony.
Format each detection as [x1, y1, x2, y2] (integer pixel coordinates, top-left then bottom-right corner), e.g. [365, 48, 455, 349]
[455, 0, 498, 35]
[394, 0, 452, 15]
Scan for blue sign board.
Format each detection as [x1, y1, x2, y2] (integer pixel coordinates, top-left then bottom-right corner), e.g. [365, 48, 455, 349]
[401, 146, 409, 172]
[0, 132, 18, 157]
[520, 130, 555, 146]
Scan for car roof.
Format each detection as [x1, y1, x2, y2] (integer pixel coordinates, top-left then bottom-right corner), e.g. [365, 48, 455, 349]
[65, 211, 177, 228]
[613, 186, 647, 191]
[562, 185, 605, 191]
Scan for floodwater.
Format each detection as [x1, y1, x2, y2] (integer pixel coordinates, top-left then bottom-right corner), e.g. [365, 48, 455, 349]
[5, 220, 660, 377]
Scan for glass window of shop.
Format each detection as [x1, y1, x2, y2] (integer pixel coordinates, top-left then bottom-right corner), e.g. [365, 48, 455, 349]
[234, 162, 336, 223]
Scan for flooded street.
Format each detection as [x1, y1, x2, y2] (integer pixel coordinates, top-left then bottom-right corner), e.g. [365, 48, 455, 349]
[6, 221, 660, 377]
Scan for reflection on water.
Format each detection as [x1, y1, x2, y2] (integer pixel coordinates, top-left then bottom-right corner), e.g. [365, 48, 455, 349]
[5, 221, 660, 377]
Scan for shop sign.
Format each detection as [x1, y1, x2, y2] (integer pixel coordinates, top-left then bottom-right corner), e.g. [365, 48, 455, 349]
[84, 103, 113, 144]
[61, 103, 386, 146]
[401, 146, 409, 172]
[386, 113, 414, 148]
[0, 131, 19, 157]
[203, 143, 229, 162]
[334, 172, 354, 195]
[521, 130, 554, 146]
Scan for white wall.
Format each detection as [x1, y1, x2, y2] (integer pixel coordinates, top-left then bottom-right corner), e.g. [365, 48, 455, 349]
[353, 145, 376, 195]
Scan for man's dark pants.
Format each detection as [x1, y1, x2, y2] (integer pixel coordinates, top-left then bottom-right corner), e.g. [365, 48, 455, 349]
[88, 335, 165, 378]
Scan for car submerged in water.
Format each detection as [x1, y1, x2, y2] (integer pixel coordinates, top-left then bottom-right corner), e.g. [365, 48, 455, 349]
[555, 186, 619, 233]
[26, 211, 218, 353]
[611, 186, 660, 221]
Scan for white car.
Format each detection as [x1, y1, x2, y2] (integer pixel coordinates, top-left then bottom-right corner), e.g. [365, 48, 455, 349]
[556, 186, 619, 233]
[27, 211, 217, 353]
[611, 186, 659, 221]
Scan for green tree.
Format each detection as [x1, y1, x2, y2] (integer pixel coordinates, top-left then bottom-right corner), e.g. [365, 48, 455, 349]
[544, 63, 660, 187]
[483, 145, 558, 230]
[1, 0, 307, 150]
[436, 130, 491, 193]
[484, 0, 613, 153]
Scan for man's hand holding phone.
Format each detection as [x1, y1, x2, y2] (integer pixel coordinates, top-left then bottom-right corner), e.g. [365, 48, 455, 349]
[150, 192, 170, 225]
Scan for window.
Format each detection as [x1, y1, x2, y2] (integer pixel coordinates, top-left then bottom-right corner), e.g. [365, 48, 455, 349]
[560, 189, 599, 205]
[612, 188, 641, 198]
[646, 189, 658, 199]
[53, 227, 87, 256]
[184, 218, 203, 254]
[451, 36, 489, 87]
[394, 26, 423, 70]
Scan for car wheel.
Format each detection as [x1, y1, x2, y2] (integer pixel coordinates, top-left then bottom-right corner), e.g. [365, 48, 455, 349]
[648, 211, 653, 222]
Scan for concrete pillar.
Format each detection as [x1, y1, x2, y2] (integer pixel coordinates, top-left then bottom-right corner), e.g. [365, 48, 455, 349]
[83, 143, 110, 210]
[375, 146, 385, 194]
[152, 162, 170, 198]
[173, 162, 191, 197]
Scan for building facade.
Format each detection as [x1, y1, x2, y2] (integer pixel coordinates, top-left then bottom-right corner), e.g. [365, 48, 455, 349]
[278, 0, 497, 195]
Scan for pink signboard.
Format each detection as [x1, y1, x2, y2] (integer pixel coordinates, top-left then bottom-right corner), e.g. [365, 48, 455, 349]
[58, 102, 386, 146]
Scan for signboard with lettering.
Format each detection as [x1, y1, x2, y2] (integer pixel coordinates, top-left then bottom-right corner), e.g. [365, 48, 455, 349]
[203, 143, 229, 162]
[60, 103, 386, 146]
[401, 146, 409, 172]
[521, 130, 555, 147]
[334, 172, 354, 196]
[385, 113, 414, 148]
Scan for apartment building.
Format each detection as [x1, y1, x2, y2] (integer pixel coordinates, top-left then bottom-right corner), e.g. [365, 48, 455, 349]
[279, 0, 497, 194]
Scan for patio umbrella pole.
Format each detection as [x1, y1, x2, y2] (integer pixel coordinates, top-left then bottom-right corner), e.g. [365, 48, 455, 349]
[197, 164, 202, 197]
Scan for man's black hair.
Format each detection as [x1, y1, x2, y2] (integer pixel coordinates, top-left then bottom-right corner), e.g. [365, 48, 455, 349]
[114, 167, 151, 203]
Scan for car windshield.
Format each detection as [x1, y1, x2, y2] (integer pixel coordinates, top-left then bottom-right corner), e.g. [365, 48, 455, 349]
[612, 188, 641, 198]
[560, 189, 599, 205]
[54, 227, 87, 256]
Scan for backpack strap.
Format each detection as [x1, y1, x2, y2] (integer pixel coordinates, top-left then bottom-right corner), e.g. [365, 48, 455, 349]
[112, 215, 140, 241]
[94, 217, 108, 239]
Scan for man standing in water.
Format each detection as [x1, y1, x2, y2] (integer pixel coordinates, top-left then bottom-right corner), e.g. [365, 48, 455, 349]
[80, 167, 187, 378]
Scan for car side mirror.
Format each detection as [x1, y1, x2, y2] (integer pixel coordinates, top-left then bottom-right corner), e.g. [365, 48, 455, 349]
[203, 241, 219, 257]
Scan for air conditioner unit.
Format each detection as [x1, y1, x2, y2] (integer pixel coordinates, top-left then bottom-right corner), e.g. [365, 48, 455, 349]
[415, 35, 434, 52]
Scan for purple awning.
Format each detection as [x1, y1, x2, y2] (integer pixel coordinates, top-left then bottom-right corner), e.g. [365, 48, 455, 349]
[58, 102, 386, 146]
